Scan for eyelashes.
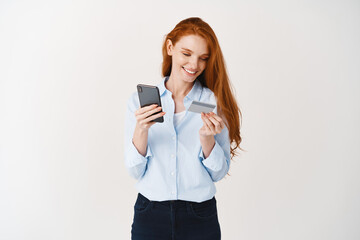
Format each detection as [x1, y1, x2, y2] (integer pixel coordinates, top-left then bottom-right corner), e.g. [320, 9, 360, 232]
[182, 53, 208, 61]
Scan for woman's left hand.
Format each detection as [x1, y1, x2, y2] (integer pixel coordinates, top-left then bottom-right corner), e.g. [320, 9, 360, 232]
[199, 112, 225, 137]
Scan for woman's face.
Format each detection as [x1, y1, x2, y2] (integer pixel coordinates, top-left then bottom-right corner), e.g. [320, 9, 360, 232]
[167, 34, 209, 84]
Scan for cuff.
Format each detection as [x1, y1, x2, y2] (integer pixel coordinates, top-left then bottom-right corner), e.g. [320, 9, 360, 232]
[127, 139, 153, 167]
[199, 140, 224, 172]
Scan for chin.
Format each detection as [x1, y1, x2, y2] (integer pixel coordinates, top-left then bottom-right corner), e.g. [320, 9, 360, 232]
[182, 71, 199, 82]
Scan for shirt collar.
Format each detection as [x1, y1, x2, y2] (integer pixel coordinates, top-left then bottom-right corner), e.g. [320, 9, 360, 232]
[157, 76, 203, 101]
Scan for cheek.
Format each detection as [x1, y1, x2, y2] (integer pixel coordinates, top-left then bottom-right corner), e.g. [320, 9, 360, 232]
[173, 55, 186, 66]
[200, 62, 207, 71]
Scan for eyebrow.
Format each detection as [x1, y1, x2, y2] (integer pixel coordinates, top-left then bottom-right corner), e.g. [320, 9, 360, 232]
[181, 48, 209, 56]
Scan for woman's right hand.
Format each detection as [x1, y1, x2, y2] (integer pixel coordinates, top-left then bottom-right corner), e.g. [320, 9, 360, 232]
[134, 104, 166, 131]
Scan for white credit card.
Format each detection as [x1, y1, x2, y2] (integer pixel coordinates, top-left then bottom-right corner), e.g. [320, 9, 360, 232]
[188, 100, 216, 114]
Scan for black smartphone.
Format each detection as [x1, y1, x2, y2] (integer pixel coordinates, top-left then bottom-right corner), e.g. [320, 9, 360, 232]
[137, 84, 164, 123]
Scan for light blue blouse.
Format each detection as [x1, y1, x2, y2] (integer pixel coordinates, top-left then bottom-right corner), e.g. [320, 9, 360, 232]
[123, 76, 231, 202]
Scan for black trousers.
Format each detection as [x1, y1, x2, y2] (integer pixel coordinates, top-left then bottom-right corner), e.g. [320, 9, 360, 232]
[131, 193, 221, 240]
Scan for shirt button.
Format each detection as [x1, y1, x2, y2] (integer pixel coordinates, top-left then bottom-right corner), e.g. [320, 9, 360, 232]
[171, 172, 174, 176]
[171, 154, 174, 158]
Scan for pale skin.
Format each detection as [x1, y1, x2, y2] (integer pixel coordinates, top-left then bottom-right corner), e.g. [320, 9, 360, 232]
[132, 34, 225, 158]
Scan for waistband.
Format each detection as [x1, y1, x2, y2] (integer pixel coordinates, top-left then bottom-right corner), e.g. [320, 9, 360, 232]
[138, 192, 215, 209]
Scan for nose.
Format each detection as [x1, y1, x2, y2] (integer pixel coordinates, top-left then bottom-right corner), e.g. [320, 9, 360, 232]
[188, 57, 199, 70]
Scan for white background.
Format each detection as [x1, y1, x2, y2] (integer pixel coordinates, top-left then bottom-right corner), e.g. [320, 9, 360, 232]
[1, 0, 359, 239]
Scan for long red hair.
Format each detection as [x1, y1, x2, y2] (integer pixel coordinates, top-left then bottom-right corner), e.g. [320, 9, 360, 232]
[161, 17, 244, 164]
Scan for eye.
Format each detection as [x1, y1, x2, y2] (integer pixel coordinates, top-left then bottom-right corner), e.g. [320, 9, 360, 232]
[182, 52, 208, 61]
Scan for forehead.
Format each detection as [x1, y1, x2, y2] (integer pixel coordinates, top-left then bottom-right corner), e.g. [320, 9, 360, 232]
[175, 35, 209, 54]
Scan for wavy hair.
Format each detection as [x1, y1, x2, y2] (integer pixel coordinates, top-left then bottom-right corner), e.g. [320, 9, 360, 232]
[161, 17, 244, 166]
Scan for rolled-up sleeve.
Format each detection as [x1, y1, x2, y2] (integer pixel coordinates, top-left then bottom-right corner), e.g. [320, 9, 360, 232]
[124, 93, 153, 180]
[198, 123, 231, 182]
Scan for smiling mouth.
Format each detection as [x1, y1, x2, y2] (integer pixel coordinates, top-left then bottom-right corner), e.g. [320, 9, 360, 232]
[182, 66, 197, 75]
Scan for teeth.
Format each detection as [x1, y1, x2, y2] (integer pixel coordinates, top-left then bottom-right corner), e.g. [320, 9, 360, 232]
[183, 67, 196, 74]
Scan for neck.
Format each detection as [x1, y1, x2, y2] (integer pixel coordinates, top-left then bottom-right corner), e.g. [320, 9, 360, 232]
[165, 75, 194, 99]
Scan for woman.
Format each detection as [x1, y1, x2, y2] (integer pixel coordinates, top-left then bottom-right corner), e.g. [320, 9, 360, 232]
[124, 17, 242, 240]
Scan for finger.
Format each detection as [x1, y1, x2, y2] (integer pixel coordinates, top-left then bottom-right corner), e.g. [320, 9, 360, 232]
[140, 106, 162, 119]
[207, 115, 223, 133]
[203, 114, 216, 134]
[139, 113, 162, 126]
[135, 104, 158, 115]
[209, 112, 223, 124]
[145, 111, 166, 122]
[136, 106, 162, 122]
[209, 112, 225, 129]
[200, 114, 211, 131]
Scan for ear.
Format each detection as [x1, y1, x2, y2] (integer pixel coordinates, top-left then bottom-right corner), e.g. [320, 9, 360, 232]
[166, 39, 174, 56]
